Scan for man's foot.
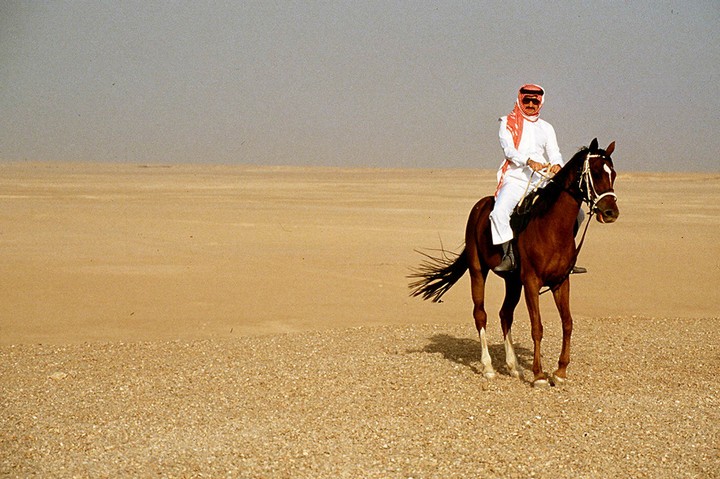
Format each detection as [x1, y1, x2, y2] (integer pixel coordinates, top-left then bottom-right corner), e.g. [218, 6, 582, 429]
[493, 254, 516, 272]
[493, 255, 515, 272]
[494, 241, 516, 273]
[571, 266, 587, 274]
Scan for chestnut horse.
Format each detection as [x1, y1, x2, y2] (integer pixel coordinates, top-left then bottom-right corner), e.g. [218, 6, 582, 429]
[409, 139, 619, 387]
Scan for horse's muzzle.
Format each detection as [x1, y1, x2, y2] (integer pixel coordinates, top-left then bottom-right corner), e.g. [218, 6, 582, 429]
[595, 198, 619, 223]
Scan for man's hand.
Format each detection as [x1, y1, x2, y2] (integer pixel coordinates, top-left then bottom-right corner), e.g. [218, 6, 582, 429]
[527, 159, 546, 172]
[549, 164, 561, 175]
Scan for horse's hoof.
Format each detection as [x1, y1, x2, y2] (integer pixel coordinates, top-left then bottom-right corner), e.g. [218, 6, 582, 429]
[483, 370, 497, 380]
[551, 374, 567, 386]
[533, 378, 550, 388]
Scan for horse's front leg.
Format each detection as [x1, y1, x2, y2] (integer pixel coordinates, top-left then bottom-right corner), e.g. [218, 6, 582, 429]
[523, 279, 548, 387]
[551, 278, 573, 385]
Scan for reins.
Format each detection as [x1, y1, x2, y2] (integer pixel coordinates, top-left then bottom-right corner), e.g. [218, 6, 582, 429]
[538, 207, 595, 296]
[537, 151, 614, 295]
[516, 165, 554, 208]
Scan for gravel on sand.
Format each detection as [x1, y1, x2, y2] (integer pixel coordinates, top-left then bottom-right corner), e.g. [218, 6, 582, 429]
[2, 318, 718, 479]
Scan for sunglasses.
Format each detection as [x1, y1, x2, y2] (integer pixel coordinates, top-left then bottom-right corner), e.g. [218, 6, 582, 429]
[522, 98, 541, 106]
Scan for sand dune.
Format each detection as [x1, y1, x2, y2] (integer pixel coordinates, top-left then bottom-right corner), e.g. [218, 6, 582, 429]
[1, 163, 718, 477]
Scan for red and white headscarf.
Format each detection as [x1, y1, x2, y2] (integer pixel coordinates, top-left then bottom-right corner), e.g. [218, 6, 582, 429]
[505, 84, 545, 149]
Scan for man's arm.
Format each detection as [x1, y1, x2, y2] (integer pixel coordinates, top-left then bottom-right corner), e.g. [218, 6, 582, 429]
[498, 117, 527, 167]
[545, 123, 563, 166]
[544, 122, 563, 174]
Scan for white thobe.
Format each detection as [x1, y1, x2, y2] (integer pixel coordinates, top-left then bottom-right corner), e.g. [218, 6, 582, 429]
[489, 116, 563, 245]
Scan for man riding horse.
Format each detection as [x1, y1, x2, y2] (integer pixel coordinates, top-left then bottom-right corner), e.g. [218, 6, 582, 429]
[491, 84, 585, 274]
[409, 85, 619, 386]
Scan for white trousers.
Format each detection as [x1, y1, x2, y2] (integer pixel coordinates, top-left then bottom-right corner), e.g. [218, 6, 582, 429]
[489, 179, 531, 245]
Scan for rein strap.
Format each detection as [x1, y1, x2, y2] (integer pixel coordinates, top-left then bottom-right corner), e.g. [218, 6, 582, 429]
[539, 152, 616, 296]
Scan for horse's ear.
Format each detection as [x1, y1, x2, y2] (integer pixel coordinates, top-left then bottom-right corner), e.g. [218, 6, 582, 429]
[589, 138, 599, 151]
[605, 141, 615, 156]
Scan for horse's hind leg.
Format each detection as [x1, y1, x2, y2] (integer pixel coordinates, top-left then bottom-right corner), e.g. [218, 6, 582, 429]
[500, 276, 524, 379]
[470, 267, 495, 379]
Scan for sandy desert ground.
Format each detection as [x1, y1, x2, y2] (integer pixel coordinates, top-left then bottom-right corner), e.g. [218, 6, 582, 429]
[1, 162, 718, 478]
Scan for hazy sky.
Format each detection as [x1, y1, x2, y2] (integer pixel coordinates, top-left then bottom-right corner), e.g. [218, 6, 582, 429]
[1, 1, 718, 171]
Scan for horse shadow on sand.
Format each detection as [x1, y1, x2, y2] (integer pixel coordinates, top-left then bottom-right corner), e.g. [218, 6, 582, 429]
[410, 334, 534, 377]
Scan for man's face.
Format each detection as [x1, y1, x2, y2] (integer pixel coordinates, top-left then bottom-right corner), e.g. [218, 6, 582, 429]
[521, 95, 542, 115]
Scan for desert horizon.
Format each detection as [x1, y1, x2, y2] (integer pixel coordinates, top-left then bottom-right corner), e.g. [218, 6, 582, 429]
[1, 161, 717, 345]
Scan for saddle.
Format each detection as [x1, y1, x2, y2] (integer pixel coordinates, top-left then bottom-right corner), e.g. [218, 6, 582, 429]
[509, 189, 542, 235]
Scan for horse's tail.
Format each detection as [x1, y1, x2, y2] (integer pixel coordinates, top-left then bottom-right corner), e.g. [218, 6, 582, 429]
[408, 247, 468, 303]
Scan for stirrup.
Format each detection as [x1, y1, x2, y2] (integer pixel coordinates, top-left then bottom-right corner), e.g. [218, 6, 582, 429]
[571, 265, 587, 274]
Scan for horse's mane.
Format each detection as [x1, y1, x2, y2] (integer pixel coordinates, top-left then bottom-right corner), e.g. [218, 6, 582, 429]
[509, 147, 589, 234]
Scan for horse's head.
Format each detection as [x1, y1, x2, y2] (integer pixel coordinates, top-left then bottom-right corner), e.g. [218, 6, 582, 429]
[581, 138, 619, 223]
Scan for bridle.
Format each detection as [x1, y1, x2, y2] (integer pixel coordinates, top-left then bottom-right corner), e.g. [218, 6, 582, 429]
[531, 151, 618, 214]
[575, 150, 618, 259]
[579, 152, 618, 215]
[539, 151, 618, 296]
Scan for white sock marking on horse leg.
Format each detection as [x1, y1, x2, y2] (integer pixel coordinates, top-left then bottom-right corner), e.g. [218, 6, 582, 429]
[479, 327, 496, 379]
[504, 331, 523, 378]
